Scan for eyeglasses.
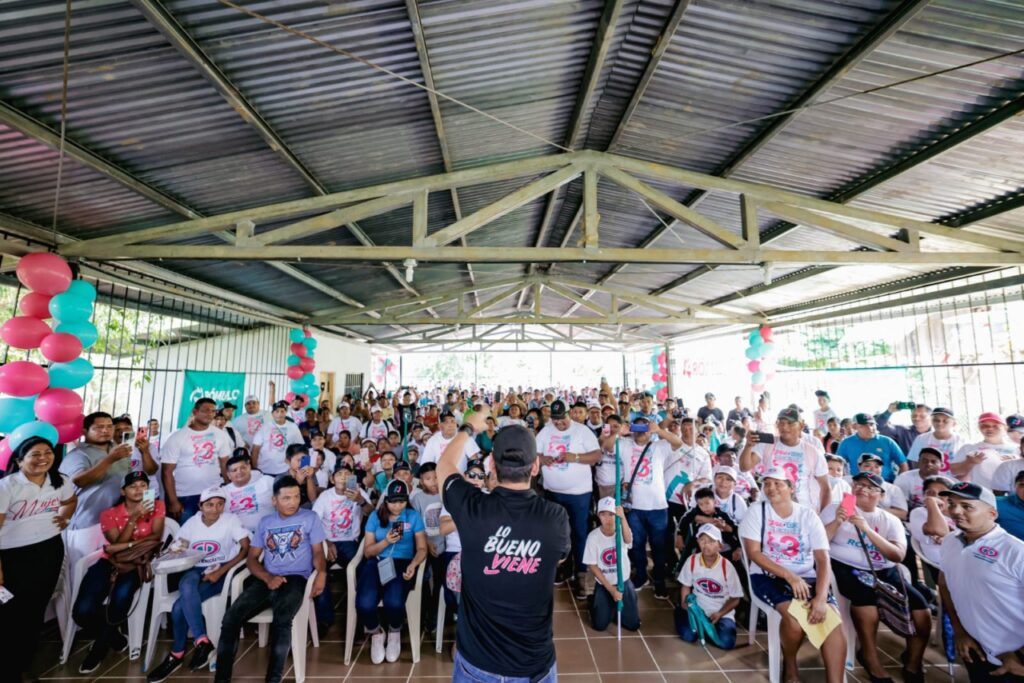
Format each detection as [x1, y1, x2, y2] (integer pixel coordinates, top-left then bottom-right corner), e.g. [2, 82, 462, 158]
[467, 472, 485, 480]
[852, 481, 881, 492]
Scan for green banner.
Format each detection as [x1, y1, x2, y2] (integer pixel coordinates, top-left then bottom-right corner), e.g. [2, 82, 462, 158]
[178, 370, 246, 427]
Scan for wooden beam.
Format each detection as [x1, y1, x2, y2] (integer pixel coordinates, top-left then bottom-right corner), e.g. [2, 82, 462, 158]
[324, 316, 715, 325]
[583, 169, 600, 249]
[257, 194, 416, 245]
[422, 165, 581, 247]
[465, 283, 530, 316]
[412, 190, 428, 246]
[741, 195, 759, 248]
[758, 201, 913, 252]
[546, 283, 609, 316]
[600, 166, 745, 249]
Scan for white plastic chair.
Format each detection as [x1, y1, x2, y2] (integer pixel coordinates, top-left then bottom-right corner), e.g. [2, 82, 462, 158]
[741, 542, 782, 683]
[229, 566, 319, 683]
[142, 559, 244, 670]
[61, 518, 178, 664]
[435, 588, 446, 654]
[343, 540, 426, 666]
[831, 574, 857, 671]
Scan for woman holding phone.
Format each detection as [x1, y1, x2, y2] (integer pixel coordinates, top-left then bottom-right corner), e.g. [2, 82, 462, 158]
[0, 437, 76, 681]
[73, 471, 165, 674]
[356, 479, 427, 665]
[822, 471, 931, 683]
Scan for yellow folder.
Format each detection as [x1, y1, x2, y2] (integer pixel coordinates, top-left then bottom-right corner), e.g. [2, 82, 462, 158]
[786, 599, 841, 649]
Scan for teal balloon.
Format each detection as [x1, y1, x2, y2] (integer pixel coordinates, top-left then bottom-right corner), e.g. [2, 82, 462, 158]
[0, 395, 38, 432]
[66, 280, 97, 303]
[8, 420, 59, 450]
[55, 320, 98, 348]
[307, 384, 321, 398]
[751, 371, 765, 384]
[48, 358, 94, 389]
[290, 379, 307, 394]
[287, 354, 301, 366]
[308, 399, 318, 411]
[748, 330, 761, 346]
[761, 342, 775, 355]
[301, 372, 315, 386]
[49, 292, 92, 323]
[744, 346, 761, 360]
[303, 337, 317, 351]
[289, 328, 304, 343]
[306, 349, 315, 359]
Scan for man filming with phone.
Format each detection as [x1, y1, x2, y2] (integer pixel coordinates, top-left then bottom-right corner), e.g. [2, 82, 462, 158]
[601, 415, 682, 600]
[740, 407, 831, 512]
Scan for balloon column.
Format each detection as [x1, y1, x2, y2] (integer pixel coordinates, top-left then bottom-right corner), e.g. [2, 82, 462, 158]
[285, 328, 319, 411]
[649, 346, 669, 401]
[0, 253, 97, 468]
[744, 325, 775, 393]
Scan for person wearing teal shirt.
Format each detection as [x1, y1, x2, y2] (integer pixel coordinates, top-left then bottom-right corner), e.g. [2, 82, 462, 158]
[996, 469, 1024, 542]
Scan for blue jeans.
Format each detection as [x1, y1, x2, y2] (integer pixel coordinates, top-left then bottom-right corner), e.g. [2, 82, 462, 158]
[72, 558, 142, 654]
[545, 490, 591, 571]
[355, 557, 413, 632]
[313, 540, 360, 627]
[590, 580, 640, 631]
[453, 650, 557, 683]
[214, 574, 307, 683]
[178, 494, 201, 525]
[170, 567, 225, 653]
[674, 605, 737, 650]
[627, 507, 668, 589]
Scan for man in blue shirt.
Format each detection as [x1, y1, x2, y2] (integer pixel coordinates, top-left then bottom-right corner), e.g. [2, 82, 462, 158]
[215, 476, 326, 683]
[997, 469, 1024, 542]
[836, 413, 908, 482]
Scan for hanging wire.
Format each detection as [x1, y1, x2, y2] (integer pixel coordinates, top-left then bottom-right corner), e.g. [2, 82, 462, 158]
[49, 0, 73, 245]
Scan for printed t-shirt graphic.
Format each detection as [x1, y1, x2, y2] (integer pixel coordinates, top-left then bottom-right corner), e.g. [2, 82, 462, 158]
[752, 440, 827, 509]
[161, 426, 232, 496]
[582, 526, 632, 580]
[907, 432, 964, 474]
[738, 501, 829, 579]
[222, 473, 274, 531]
[312, 488, 364, 542]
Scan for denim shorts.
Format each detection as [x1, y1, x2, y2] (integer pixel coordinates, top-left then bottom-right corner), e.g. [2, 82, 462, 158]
[750, 572, 837, 608]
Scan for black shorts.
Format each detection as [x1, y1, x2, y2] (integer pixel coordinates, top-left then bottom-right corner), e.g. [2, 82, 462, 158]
[831, 559, 928, 610]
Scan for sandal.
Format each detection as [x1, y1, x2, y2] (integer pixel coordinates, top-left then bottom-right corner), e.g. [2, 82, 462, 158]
[856, 649, 895, 683]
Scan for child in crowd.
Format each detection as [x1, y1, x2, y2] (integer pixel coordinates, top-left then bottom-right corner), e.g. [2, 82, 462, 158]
[676, 487, 740, 563]
[583, 497, 640, 631]
[675, 523, 744, 650]
[411, 463, 446, 632]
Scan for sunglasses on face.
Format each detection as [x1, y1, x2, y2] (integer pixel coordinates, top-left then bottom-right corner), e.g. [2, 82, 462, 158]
[467, 472, 485, 480]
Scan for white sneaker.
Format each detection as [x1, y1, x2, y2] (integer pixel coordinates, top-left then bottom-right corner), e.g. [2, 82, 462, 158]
[370, 630, 386, 664]
[385, 629, 402, 663]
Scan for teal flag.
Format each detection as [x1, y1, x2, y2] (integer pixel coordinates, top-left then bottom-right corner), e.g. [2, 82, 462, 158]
[178, 370, 245, 427]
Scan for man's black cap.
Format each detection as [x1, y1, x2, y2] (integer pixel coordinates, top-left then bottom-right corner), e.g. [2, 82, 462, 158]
[852, 472, 884, 490]
[492, 425, 537, 468]
[549, 400, 568, 419]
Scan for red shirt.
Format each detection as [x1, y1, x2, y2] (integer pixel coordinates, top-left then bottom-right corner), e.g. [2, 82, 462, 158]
[99, 500, 166, 558]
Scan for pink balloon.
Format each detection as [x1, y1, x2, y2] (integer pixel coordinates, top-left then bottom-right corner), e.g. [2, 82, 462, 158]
[55, 414, 84, 444]
[303, 329, 312, 338]
[299, 357, 315, 373]
[40, 332, 83, 363]
[0, 361, 49, 396]
[286, 365, 304, 380]
[35, 388, 83, 425]
[759, 326, 773, 342]
[291, 342, 308, 358]
[655, 387, 668, 401]
[18, 292, 53, 319]
[284, 392, 297, 402]
[0, 439, 11, 471]
[16, 253, 73, 296]
[751, 383, 764, 392]
[766, 372, 776, 381]
[746, 360, 761, 373]
[0, 316, 52, 349]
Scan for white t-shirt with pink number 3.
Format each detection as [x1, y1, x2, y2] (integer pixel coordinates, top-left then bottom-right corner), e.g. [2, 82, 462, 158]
[739, 500, 829, 579]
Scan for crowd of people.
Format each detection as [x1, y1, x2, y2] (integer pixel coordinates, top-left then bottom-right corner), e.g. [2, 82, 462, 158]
[1, 382, 1023, 683]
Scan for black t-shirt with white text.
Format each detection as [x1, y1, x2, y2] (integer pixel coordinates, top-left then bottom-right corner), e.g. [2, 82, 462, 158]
[442, 474, 570, 679]
[697, 406, 724, 425]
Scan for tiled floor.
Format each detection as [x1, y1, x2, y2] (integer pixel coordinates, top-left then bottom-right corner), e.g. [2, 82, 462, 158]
[31, 584, 968, 682]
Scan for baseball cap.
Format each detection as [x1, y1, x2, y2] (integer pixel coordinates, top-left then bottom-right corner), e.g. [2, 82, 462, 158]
[1006, 414, 1024, 433]
[385, 479, 410, 502]
[704, 392, 715, 400]
[439, 409, 455, 421]
[370, 405, 382, 414]
[393, 460, 411, 473]
[465, 458, 485, 473]
[223, 401, 237, 410]
[977, 411, 1006, 426]
[122, 471, 150, 488]
[200, 486, 226, 503]
[939, 481, 997, 508]
[713, 465, 738, 481]
[923, 475, 956, 488]
[337, 402, 351, 409]
[814, 390, 830, 399]
[550, 400, 568, 419]
[492, 425, 537, 468]
[853, 413, 875, 426]
[777, 407, 800, 423]
[597, 497, 616, 515]
[931, 407, 955, 419]
[696, 523, 723, 543]
[762, 466, 793, 484]
[272, 400, 288, 411]
[631, 414, 650, 424]
[852, 472, 884, 490]
[244, 394, 259, 404]
[918, 446, 943, 460]
[858, 452, 883, 464]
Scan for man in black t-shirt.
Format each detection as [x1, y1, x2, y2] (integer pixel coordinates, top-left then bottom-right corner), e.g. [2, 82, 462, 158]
[439, 410, 570, 682]
[696, 392, 725, 428]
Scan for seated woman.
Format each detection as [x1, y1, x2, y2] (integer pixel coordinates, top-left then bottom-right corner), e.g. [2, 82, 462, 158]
[739, 467, 846, 683]
[373, 451, 398, 493]
[74, 471, 166, 675]
[147, 487, 250, 682]
[281, 443, 321, 508]
[822, 472, 931, 683]
[911, 475, 957, 575]
[356, 480, 427, 664]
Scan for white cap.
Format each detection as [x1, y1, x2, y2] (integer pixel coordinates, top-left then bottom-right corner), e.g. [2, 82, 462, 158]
[713, 465, 738, 481]
[762, 466, 793, 484]
[370, 405, 382, 413]
[597, 496, 616, 514]
[697, 523, 723, 543]
[338, 402, 350, 409]
[244, 394, 259, 404]
[200, 486, 226, 504]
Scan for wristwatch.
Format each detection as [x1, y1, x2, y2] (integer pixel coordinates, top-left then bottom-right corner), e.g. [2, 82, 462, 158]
[459, 424, 476, 437]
